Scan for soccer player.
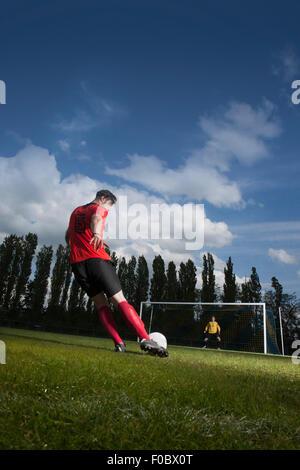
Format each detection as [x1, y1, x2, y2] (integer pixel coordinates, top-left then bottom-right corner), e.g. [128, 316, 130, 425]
[202, 316, 221, 349]
[65, 189, 168, 357]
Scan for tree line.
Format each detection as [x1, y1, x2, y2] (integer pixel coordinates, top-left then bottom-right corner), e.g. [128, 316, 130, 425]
[0, 232, 299, 352]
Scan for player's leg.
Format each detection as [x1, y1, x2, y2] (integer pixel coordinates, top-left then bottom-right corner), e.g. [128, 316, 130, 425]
[207, 333, 213, 348]
[109, 291, 168, 357]
[93, 259, 150, 341]
[94, 259, 168, 357]
[202, 335, 208, 348]
[72, 259, 125, 352]
[109, 290, 150, 341]
[91, 292, 125, 352]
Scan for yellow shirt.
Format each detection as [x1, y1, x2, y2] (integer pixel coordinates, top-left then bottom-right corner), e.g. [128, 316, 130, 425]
[205, 321, 220, 334]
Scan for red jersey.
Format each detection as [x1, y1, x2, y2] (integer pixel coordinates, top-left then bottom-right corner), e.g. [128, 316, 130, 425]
[68, 202, 110, 264]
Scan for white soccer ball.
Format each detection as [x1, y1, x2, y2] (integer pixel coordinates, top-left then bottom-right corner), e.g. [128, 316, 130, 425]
[149, 332, 167, 349]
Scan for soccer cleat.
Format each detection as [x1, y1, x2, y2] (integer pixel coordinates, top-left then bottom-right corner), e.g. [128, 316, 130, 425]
[201, 345, 207, 349]
[140, 339, 168, 358]
[114, 342, 126, 353]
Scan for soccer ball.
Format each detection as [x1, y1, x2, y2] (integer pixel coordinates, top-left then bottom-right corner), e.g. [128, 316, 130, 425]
[149, 332, 167, 350]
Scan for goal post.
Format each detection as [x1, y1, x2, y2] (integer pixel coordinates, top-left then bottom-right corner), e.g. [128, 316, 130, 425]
[139, 301, 281, 355]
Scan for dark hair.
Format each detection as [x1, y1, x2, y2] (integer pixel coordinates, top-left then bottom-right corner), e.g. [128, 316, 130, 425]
[96, 189, 117, 204]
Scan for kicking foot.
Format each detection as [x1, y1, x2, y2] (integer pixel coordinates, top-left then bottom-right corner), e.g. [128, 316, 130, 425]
[140, 339, 168, 358]
[114, 342, 126, 353]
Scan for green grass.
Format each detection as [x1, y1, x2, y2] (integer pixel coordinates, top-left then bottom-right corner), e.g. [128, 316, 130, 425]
[0, 327, 299, 450]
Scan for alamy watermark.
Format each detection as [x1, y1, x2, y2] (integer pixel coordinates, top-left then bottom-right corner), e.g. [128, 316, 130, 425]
[103, 197, 205, 251]
[291, 340, 300, 365]
[0, 80, 6, 104]
[0, 340, 6, 364]
[291, 80, 300, 105]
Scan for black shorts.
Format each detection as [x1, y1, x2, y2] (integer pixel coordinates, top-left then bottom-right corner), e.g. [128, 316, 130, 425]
[71, 258, 122, 298]
[205, 333, 219, 340]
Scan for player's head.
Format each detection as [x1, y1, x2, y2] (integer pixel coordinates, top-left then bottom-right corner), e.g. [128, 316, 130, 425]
[95, 189, 117, 210]
[211, 316, 215, 321]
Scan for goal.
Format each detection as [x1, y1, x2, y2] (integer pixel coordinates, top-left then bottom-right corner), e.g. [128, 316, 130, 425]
[139, 302, 281, 355]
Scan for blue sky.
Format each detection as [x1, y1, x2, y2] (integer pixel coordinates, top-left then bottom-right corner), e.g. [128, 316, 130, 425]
[0, 0, 300, 295]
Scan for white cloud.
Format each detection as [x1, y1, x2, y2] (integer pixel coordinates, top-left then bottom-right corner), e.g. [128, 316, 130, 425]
[58, 139, 70, 152]
[54, 83, 128, 133]
[0, 144, 234, 262]
[106, 100, 281, 208]
[55, 110, 99, 133]
[198, 99, 280, 167]
[107, 153, 243, 208]
[297, 270, 300, 279]
[231, 221, 300, 242]
[204, 218, 235, 247]
[0, 145, 97, 245]
[268, 248, 297, 264]
[0, 146, 250, 292]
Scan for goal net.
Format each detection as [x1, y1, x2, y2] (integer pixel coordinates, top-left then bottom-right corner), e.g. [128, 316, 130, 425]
[139, 302, 281, 355]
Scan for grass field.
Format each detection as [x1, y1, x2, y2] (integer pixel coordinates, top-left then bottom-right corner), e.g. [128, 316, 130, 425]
[0, 327, 299, 450]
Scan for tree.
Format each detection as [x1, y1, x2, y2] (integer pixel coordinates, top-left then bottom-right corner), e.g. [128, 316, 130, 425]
[86, 297, 98, 330]
[118, 257, 128, 296]
[0, 235, 19, 307]
[23, 280, 34, 312]
[110, 251, 118, 268]
[68, 277, 81, 313]
[125, 256, 137, 305]
[86, 297, 96, 316]
[48, 244, 66, 309]
[222, 256, 237, 302]
[279, 292, 300, 355]
[46, 244, 70, 327]
[178, 262, 186, 301]
[271, 277, 283, 312]
[13, 233, 38, 311]
[201, 254, 209, 302]
[178, 259, 197, 302]
[201, 253, 216, 302]
[264, 277, 299, 355]
[30, 245, 53, 323]
[78, 287, 87, 310]
[240, 279, 252, 302]
[150, 255, 167, 301]
[3, 236, 23, 310]
[61, 246, 72, 311]
[249, 267, 262, 302]
[239, 267, 261, 303]
[166, 261, 179, 301]
[134, 255, 149, 310]
[68, 277, 87, 328]
[208, 254, 216, 302]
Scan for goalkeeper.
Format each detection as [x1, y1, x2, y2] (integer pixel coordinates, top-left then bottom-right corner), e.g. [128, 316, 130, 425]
[202, 316, 221, 349]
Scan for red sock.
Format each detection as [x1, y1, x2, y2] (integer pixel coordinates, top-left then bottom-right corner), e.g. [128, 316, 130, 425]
[118, 301, 150, 341]
[98, 306, 123, 345]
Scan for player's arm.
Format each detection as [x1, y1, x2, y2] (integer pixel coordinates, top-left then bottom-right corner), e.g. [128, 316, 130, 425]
[217, 323, 221, 336]
[65, 228, 70, 246]
[90, 214, 110, 250]
[90, 204, 110, 250]
[90, 213, 104, 250]
[204, 323, 209, 333]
